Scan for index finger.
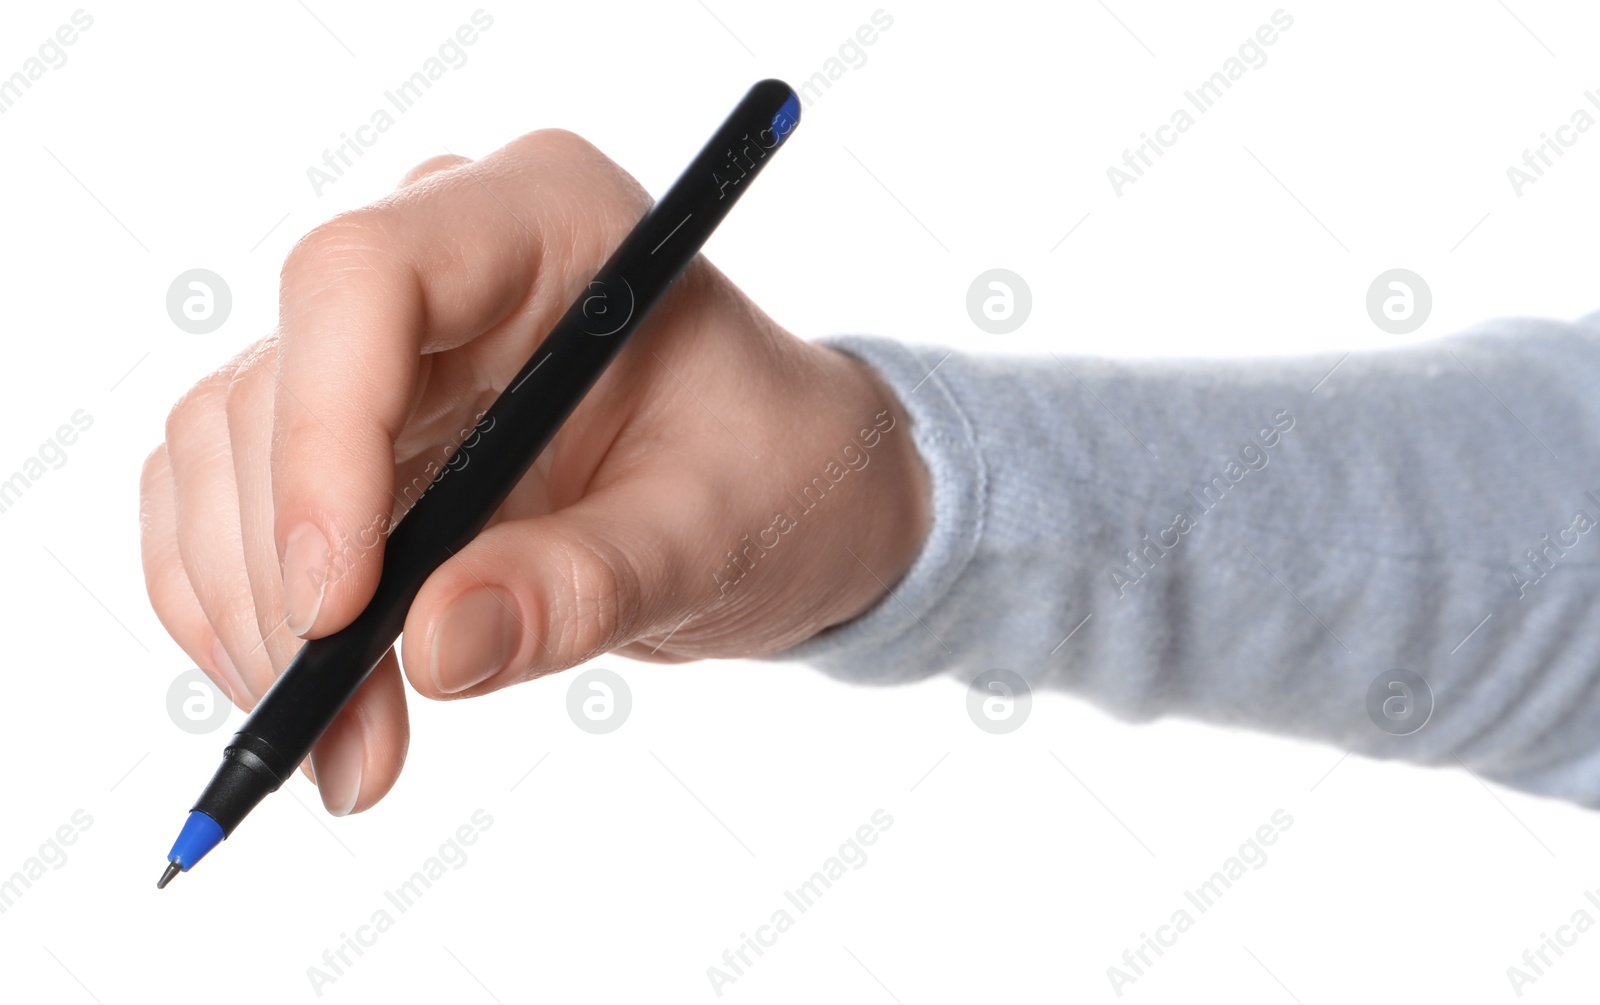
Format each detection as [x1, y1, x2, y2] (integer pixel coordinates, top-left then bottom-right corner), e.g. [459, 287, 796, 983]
[271, 129, 651, 639]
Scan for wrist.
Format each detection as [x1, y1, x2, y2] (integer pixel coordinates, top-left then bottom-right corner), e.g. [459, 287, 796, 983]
[751, 335, 983, 682]
[817, 344, 932, 627]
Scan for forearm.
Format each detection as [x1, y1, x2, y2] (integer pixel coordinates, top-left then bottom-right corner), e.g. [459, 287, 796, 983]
[771, 313, 1600, 805]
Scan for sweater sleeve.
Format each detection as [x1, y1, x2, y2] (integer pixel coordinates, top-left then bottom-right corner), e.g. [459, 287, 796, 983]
[763, 312, 1600, 807]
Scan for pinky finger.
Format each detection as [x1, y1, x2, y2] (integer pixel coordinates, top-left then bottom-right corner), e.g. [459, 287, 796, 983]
[309, 647, 410, 816]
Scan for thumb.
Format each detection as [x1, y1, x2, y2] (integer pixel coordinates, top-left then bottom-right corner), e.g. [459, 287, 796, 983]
[269, 130, 649, 639]
[400, 476, 708, 699]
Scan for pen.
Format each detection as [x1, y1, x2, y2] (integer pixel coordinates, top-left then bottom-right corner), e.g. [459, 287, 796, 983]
[160, 78, 802, 888]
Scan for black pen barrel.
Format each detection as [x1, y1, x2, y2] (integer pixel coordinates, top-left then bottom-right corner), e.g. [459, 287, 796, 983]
[188, 79, 801, 840]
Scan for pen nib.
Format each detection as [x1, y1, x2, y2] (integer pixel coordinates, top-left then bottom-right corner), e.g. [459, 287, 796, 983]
[157, 861, 181, 890]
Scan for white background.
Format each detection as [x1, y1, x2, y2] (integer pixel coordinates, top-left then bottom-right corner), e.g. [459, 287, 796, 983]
[1, 1, 1598, 1002]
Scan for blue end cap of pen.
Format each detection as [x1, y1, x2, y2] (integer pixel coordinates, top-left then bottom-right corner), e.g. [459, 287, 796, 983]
[167, 810, 226, 870]
[772, 92, 801, 144]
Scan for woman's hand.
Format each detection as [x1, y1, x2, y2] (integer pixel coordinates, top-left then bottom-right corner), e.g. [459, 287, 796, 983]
[139, 129, 930, 815]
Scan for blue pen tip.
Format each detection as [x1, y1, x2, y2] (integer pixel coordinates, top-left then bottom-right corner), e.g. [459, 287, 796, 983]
[162, 810, 226, 886]
[772, 92, 801, 143]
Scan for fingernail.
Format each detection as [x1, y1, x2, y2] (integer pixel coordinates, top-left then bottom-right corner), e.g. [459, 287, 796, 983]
[209, 638, 251, 706]
[311, 719, 364, 817]
[430, 587, 521, 694]
[283, 522, 331, 636]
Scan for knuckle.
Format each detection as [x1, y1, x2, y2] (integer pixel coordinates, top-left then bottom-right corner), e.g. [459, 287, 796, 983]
[401, 153, 471, 185]
[514, 126, 601, 162]
[163, 366, 234, 449]
[223, 355, 275, 432]
[510, 128, 648, 213]
[280, 210, 396, 288]
[554, 537, 640, 663]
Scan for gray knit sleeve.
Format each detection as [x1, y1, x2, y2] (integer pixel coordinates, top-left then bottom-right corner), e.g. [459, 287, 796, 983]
[766, 313, 1600, 806]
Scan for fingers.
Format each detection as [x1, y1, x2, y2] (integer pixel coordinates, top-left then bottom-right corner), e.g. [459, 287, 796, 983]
[270, 129, 651, 640]
[227, 348, 413, 800]
[400, 474, 712, 699]
[310, 647, 410, 815]
[139, 445, 251, 706]
[150, 350, 414, 807]
[163, 366, 283, 704]
[225, 346, 303, 686]
[146, 136, 656, 819]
